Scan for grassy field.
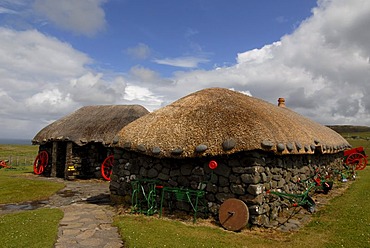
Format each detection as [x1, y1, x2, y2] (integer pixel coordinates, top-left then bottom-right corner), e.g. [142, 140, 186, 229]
[0, 166, 65, 204]
[0, 208, 63, 248]
[0, 151, 65, 248]
[0, 144, 38, 166]
[344, 132, 370, 154]
[0, 144, 38, 157]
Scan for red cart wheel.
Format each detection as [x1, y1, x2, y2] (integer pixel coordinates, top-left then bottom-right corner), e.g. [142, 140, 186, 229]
[346, 153, 367, 170]
[101, 155, 114, 181]
[33, 151, 49, 175]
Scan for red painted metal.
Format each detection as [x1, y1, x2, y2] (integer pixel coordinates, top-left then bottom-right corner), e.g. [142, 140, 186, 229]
[33, 151, 49, 175]
[101, 155, 114, 181]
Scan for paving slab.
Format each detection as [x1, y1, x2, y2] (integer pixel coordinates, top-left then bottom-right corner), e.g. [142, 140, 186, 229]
[49, 179, 124, 248]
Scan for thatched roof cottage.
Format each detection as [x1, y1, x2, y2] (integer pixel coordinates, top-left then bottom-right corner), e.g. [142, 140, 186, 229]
[32, 105, 149, 179]
[110, 88, 350, 227]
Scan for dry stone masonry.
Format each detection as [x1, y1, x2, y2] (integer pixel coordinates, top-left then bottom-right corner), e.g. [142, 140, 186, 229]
[110, 148, 343, 227]
[38, 142, 112, 179]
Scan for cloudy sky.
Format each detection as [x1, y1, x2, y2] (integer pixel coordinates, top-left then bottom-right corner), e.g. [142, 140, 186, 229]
[0, 0, 370, 140]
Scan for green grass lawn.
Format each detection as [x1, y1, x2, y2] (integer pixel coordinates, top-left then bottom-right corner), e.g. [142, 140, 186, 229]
[0, 144, 38, 158]
[343, 131, 370, 155]
[0, 162, 65, 248]
[0, 144, 39, 167]
[0, 208, 64, 248]
[0, 166, 65, 204]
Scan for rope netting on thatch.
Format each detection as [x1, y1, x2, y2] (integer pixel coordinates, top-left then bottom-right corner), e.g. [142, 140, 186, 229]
[32, 105, 149, 146]
[116, 88, 350, 158]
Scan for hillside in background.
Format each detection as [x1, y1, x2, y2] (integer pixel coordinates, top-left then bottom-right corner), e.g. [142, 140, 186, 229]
[327, 125, 370, 133]
[0, 139, 32, 145]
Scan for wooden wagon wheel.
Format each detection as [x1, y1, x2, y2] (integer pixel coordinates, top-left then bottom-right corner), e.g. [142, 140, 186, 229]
[33, 151, 49, 175]
[101, 155, 114, 181]
[219, 198, 249, 231]
[346, 153, 367, 170]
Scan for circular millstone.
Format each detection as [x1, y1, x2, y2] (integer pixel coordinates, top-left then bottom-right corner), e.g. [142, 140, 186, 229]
[219, 198, 249, 231]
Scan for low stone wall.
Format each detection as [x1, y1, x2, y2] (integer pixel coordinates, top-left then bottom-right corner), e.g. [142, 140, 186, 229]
[110, 148, 343, 227]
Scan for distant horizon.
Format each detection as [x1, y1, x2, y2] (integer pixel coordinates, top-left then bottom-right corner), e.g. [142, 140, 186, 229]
[0, 138, 32, 145]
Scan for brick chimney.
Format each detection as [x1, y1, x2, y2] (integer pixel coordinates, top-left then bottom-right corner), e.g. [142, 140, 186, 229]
[278, 98, 286, 107]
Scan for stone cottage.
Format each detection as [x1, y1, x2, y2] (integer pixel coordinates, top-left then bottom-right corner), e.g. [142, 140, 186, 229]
[109, 88, 350, 227]
[32, 105, 149, 179]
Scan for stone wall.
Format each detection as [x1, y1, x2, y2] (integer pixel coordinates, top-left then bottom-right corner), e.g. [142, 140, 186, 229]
[110, 148, 343, 227]
[71, 143, 111, 179]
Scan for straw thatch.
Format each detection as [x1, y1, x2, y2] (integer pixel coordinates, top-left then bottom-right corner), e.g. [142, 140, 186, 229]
[116, 88, 350, 157]
[32, 105, 149, 146]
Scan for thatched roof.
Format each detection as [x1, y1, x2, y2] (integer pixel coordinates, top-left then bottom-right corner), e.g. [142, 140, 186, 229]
[32, 105, 149, 146]
[115, 88, 350, 158]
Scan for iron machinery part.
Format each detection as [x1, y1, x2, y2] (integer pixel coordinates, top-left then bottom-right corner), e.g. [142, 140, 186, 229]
[219, 198, 249, 231]
[33, 151, 49, 175]
[306, 196, 316, 213]
[346, 153, 368, 170]
[101, 155, 114, 181]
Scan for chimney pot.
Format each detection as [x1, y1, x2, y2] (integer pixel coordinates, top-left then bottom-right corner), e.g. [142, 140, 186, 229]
[278, 98, 286, 107]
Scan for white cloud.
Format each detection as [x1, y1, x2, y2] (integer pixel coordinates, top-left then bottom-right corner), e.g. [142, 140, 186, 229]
[163, 0, 370, 127]
[68, 72, 117, 104]
[237, 42, 281, 64]
[2, 0, 370, 139]
[0, 28, 90, 79]
[154, 56, 209, 68]
[125, 43, 151, 60]
[0, 27, 91, 123]
[32, 0, 107, 36]
[128, 66, 162, 83]
[0, 27, 164, 138]
[124, 85, 162, 109]
[25, 88, 75, 114]
[0, 6, 17, 14]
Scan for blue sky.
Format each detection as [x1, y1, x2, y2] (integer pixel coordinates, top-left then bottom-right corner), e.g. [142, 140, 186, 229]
[1, 0, 370, 139]
[30, 0, 317, 75]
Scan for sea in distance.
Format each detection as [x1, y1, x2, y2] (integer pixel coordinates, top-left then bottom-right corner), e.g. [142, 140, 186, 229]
[0, 138, 32, 145]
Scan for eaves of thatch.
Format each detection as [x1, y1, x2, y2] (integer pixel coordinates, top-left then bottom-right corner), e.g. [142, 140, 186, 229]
[32, 105, 149, 146]
[115, 88, 350, 158]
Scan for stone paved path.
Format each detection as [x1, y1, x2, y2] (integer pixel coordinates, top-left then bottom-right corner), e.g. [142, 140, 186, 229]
[44, 178, 124, 248]
[0, 176, 124, 248]
[54, 203, 123, 248]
